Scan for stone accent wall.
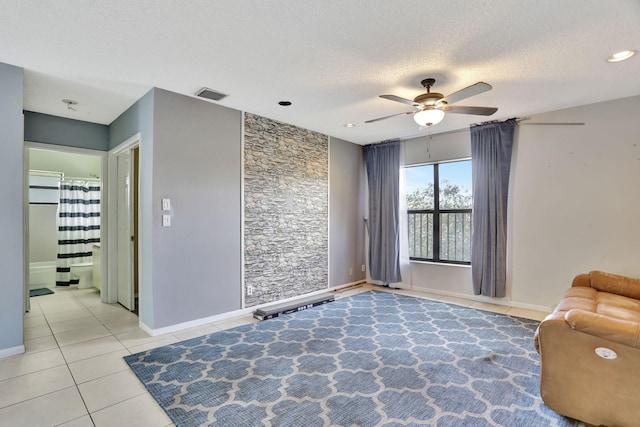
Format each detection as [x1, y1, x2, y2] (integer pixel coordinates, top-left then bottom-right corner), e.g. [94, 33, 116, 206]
[244, 113, 328, 307]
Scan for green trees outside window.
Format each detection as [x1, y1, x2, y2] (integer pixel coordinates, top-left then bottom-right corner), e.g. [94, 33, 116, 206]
[405, 160, 472, 264]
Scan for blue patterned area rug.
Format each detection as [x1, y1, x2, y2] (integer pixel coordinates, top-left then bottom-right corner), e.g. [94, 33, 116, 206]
[125, 291, 582, 426]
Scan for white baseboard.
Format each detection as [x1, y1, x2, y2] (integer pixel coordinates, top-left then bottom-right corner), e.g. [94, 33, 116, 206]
[143, 281, 367, 337]
[330, 279, 367, 290]
[408, 284, 552, 312]
[140, 280, 546, 337]
[0, 345, 25, 359]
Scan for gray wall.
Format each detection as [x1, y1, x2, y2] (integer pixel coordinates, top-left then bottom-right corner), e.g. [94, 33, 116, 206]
[24, 111, 109, 151]
[0, 63, 24, 355]
[151, 89, 242, 328]
[109, 89, 155, 327]
[109, 90, 154, 150]
[329, 137, 366, 286]
[2, 78, 378, 343]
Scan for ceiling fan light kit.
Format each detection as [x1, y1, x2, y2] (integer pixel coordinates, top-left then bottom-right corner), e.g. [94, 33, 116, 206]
[366, 78, 498, 127]
[606, 50, 637, 62]
[413, 108, 445, 126]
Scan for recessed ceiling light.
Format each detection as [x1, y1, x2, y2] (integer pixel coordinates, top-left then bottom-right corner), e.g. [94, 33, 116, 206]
[606, 50, 637, 63]
[278, 101, 292, 106]
[343, 123, 356, 128]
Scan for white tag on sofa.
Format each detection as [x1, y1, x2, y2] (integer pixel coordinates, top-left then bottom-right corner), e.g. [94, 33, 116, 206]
[595, 347, 617, 360]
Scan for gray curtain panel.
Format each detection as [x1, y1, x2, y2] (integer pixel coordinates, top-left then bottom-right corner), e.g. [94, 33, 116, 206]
[470, 118, 517, 297]
[363, 140, 402, 284]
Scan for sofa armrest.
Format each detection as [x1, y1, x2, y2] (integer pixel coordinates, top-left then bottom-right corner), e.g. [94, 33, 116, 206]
[565, 309, 640, 348]
[571, 273, 591, 288]
[588, 270, 640, 300]
[534, 312, 566, 353]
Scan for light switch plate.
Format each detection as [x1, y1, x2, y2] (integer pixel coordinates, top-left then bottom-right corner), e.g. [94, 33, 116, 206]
[162, 198, 171, 211]
[162, 214, 171, 227]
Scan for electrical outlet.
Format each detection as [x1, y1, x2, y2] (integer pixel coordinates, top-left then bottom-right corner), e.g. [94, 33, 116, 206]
[349, 268, 353, 276]
[162, 214, 171, 227]
[361, 264, 366, 272]
[247, 285, 253, 296]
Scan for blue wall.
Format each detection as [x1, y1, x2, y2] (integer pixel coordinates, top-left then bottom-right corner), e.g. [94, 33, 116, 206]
[24, 111, 109, 151]
[109, 89, 155, 326]
[0, 63, 25, 357]
[109, 89, 154, 150]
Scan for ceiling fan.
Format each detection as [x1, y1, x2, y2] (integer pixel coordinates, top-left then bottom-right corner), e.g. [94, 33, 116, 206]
[366, 78, 498, 126]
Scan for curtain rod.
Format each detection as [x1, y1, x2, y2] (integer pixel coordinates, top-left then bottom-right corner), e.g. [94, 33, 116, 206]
[29, 169, 63, 177]
[30, 169, 100, 181]
[429, 117, 585, 138]
[62, 176, 101, 182]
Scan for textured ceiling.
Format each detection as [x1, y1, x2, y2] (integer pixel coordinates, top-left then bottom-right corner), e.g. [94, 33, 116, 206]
[1, 0, 639, 145]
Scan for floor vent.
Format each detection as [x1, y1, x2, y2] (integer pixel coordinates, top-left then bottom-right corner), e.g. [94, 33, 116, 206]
[253, 294, 335, 321]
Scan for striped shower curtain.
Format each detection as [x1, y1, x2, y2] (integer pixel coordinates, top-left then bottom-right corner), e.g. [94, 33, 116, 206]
[56, 180, 101, 286]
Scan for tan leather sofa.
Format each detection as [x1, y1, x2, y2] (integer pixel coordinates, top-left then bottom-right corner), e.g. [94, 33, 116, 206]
[534, 271, 640, 427]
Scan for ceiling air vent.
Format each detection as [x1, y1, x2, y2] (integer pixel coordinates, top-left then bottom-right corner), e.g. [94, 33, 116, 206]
[195, 87, 227, 101]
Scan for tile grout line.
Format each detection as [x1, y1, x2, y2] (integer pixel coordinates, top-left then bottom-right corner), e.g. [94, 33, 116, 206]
[0, 384, 78, 412]
[49, 290, 98, 426]
[56, 289, 130, 426]
[14, 288, 158, 426]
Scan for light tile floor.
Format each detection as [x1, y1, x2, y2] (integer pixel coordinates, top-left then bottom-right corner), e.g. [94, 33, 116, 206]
[1, 284, 549, 426]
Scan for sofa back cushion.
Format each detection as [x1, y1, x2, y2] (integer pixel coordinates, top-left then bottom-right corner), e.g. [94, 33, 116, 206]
[590, 271, 640, 300]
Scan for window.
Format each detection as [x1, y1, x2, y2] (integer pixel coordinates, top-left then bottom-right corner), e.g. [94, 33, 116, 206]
[405, 159, 472, 264]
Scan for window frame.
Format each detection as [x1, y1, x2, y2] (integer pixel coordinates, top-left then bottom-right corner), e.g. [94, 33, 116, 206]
[406, 159, 472, 265]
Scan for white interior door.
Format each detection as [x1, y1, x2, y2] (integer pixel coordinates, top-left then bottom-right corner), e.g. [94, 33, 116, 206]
[117, 151, 134, 310]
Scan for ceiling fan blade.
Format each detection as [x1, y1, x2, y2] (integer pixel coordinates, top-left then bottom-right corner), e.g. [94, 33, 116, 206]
[440, 105, 498, 116]
[380, 94, 420, 107]
[365, 111, 415, 123]
[440, 82, 492, 105]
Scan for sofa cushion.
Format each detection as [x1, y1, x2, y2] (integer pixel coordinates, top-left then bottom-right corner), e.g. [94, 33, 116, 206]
[596, 292, 640, 323]
[555, 286, 640, 323]
[555, 287, 597, 313]
[590, 270, 640, 300]
[565, 309, 640, 348]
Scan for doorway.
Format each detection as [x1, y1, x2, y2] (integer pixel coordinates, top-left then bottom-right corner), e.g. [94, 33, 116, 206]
[109, 135, 140, 313]
[25, 143, 106, 311]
